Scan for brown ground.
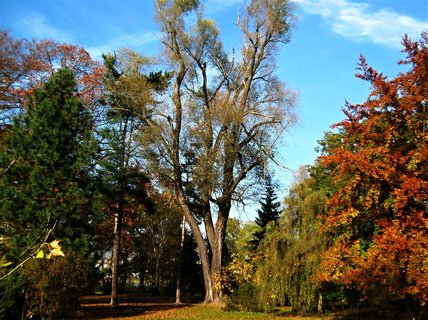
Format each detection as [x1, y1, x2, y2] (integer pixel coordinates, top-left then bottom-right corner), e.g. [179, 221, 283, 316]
[67, 295, 181, 319]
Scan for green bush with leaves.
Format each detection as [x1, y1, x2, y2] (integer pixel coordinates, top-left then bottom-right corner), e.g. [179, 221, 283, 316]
[226, 283, 261, 312]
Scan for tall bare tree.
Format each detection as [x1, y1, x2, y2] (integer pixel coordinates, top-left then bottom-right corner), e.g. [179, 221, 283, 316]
[142, 0, 296, 303]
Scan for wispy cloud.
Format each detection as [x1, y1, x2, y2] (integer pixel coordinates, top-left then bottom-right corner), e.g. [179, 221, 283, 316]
[86, 31, 162, 61]
[20, 12, 73, 43]
[294, 0, 428, 48]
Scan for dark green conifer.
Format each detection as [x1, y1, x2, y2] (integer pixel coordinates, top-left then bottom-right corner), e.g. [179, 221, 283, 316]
[0, 68, 98, 259]
[253, 174, 281, 247]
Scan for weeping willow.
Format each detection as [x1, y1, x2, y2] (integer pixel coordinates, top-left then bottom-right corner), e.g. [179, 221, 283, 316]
[256, 168, 327, 313]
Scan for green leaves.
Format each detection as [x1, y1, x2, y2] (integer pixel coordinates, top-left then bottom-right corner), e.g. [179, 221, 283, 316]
[257, 167, 327, 312]
[0, 68, 96, 317]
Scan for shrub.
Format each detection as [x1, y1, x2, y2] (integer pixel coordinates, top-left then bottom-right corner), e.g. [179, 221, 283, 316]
[21, 253, 88, 319]
[226, 283, 260, 312]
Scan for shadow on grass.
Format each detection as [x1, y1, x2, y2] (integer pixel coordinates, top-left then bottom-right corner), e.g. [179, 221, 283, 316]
[66, 295, 189, 319]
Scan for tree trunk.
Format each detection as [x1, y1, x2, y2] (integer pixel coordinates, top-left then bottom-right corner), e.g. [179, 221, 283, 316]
[139, 264, 145, 289]
[175, 215, 186, 304]
[110, 208, 122, 307]
[177, 192, 213, 303]
[210, 208, 229, 303]
[201, 193, 215, 251]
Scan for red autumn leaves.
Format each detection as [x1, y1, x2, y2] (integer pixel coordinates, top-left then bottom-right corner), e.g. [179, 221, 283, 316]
[319, 33, 428, 305]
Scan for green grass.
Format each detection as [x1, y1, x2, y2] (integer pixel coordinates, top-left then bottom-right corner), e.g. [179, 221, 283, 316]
[76, 302, 333, 320]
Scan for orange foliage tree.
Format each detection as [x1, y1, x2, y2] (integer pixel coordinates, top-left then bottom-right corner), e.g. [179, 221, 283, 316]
[319, 32, 428, 305]
[0, 30, 103, 124]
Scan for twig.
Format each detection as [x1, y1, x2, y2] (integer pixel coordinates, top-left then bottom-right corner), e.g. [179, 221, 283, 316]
[0, 157, 21, 178]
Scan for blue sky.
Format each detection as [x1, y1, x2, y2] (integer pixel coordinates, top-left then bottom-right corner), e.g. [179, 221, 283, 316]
[1, 0, 427, 217]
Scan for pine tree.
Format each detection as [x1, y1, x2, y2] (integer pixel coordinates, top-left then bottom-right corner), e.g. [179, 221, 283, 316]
[0, 67, 98, 261]
[253, 175, 281, 247]
[99, 50, 171, 306]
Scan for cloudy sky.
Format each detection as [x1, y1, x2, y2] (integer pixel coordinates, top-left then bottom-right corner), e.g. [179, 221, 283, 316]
[1, 0, 427, 217]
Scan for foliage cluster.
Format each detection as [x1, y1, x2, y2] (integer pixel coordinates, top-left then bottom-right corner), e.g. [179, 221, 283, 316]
[318, 32, 428, 306]
[22, 254, 88, 319]
[223, 32, 428, 319]
[0, 35, 202, 317]
[256, 168, 327, 313]
[0, 67, 98, 319]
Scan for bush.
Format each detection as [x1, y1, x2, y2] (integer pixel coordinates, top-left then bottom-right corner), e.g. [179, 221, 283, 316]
[21, 253, 88, 319]
[226, 283, 260, 312]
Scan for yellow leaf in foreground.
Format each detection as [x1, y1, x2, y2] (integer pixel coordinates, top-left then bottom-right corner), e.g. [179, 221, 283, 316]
[50, 248, 65, 257]
[50, 240, 61, 250]
[36, 250, 44, 259]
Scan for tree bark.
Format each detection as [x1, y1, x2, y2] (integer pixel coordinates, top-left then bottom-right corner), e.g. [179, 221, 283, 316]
[110, 208, 122, 307]
[176, 191, 213, 303]
[175, 215, 186, 304]
[139, 253, 146, 289]
[210, 203, 230, 303]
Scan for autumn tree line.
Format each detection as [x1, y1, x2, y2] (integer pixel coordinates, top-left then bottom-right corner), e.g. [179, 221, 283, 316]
[0, 0, 427, 319]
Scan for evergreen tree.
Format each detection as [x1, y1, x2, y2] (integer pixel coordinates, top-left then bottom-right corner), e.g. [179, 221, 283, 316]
[253, 175, 281, 247]
[0, 67, 98, 261]
[0, 68, 98, 318]
[99, 50, 170, 306]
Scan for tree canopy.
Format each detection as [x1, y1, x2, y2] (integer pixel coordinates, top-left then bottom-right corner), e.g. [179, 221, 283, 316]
[318, 32, 428, 305]
[0, 67, 98, 257]
[141, 0, 296, 302]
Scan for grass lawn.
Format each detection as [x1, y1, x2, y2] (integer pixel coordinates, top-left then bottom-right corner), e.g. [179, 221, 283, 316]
[72, 296, 335, 320]
[97, 304, 330, 320]
[63, 294, 427, 320]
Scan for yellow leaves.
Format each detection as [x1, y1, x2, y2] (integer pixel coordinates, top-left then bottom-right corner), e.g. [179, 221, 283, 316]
[50, 239, 64, 255]
[50, 248, 65, 257]
[1, 261, 12, 268]
[406, 151, 424, 172]
[222, 254, 257, 292]
[35, 240, 65, 260]
[363, 186, 381, 208]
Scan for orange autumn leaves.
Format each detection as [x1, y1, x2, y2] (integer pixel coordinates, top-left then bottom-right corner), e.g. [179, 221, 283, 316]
[318, 33, 428, 304]
[0, 31, 103, 118]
